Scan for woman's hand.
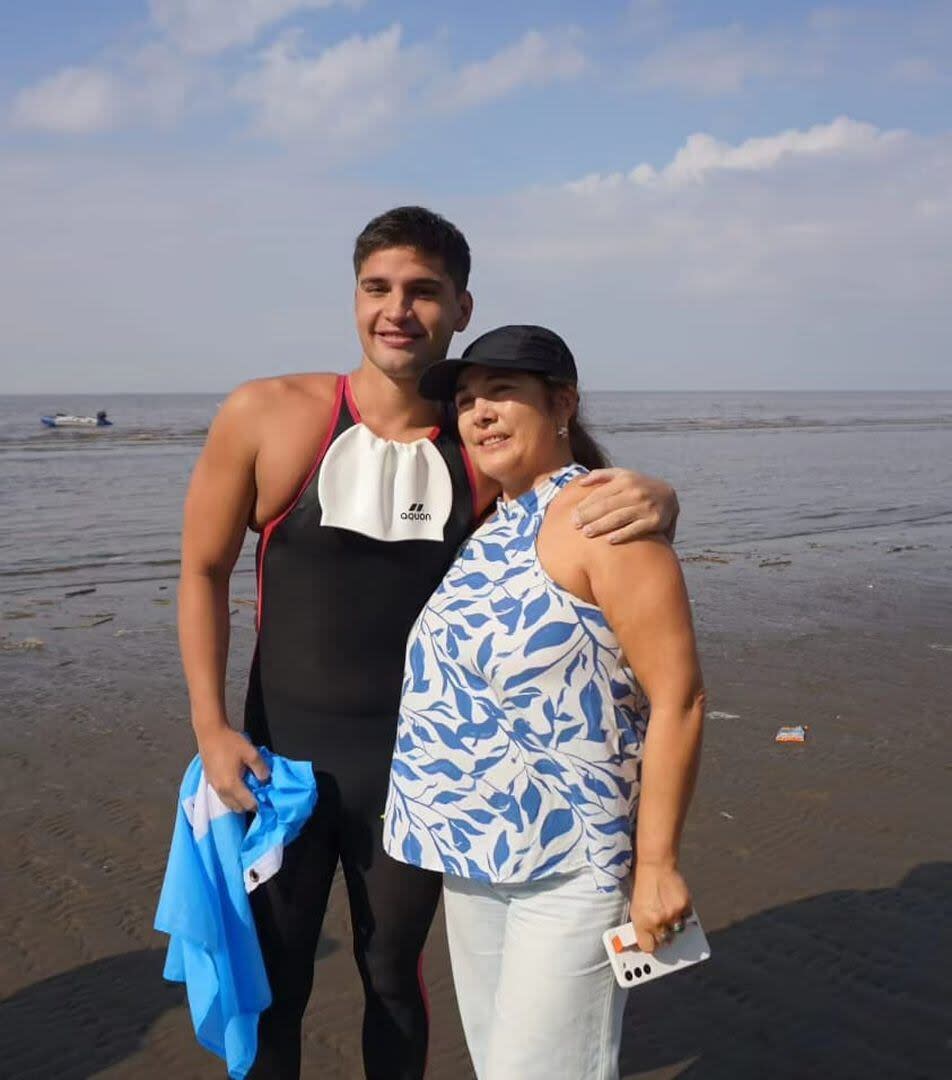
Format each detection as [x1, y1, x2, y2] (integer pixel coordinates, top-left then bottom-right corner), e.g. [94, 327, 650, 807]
[630, 861, 693, 954]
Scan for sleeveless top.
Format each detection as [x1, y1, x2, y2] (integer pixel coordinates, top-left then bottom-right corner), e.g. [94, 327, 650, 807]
[244, 374, 476, 761]
[383, 464, 649, 892]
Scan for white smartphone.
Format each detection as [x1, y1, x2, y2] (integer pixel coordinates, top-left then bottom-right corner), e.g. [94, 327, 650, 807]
[602, 911, 711, 988]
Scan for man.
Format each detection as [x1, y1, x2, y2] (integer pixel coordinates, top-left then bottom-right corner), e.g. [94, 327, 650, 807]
[178, 206, 679, 1079]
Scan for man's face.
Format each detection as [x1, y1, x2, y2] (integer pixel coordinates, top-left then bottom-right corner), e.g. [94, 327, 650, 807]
[355, 246, 473, 382]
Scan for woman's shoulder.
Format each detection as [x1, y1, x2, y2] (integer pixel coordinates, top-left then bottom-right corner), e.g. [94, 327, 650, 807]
[536, 476, 597, 600]
[544, 474, 591, 533]
[547, 474, 677, 571]
[551, 472, 590, 507]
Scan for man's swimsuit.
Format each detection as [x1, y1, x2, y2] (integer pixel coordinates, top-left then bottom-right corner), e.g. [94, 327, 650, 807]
[244, 374, 476, 1079]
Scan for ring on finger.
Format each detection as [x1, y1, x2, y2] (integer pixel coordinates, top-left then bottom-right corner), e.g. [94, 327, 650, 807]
[671, 920, 685, 934]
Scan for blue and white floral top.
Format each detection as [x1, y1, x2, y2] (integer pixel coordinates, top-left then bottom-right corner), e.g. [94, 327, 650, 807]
[383, 464, 649, 892]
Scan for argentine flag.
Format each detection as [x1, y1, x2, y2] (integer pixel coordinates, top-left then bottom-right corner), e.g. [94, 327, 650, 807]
[155, 749, 317, 1079]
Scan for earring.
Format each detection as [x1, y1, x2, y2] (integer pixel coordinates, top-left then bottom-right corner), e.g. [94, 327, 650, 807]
[557, 424, 569, 438]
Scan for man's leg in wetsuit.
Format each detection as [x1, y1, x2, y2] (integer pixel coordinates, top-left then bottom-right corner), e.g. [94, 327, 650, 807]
[247, 760, 442, 1080]
[341, 813, 443, 1080]
[248, 773, 341, 1080]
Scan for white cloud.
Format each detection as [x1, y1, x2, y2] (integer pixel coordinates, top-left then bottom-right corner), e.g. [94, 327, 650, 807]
[458, 117, 951, 389]
[3, 118, 950, 393]
[234, 24, 424, 143]
[10, 67, 123, 134]
[436, 30, 586, 112]
[235, 25, 587, 147]
[7, 19, 587, 150]
[129, 43, 209, 126]
[637, 24, 786, 95]
[632, 5, 952, 98]
[8, 1, 366, 137]
[9, 47, 204, 134]
[149, 0, 360, 55]
[593, 116, 901, 189]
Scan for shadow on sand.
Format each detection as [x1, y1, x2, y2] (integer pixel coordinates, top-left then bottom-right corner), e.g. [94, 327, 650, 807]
[0, 934, 341, 1079]
[1, 867, 948, 1079]
[619, 862, 951, 1079]
[0, 948, 183, 1078]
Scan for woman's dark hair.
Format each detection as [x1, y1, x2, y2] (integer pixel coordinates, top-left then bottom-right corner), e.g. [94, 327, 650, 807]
[545, 378, 610, 471]
[353, 206, 471, 293]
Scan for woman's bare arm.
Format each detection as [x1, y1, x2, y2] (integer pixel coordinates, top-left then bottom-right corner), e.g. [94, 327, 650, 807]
[540, 485, 703, 950]
[589, 538, 704, 850]
[589, 536, 704, 949]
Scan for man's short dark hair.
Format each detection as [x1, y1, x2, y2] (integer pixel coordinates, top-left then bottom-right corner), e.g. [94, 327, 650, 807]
[353, 206, 471, 293]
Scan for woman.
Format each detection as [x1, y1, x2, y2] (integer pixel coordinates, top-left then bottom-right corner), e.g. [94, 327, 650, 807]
[383, 325, 704, 1079]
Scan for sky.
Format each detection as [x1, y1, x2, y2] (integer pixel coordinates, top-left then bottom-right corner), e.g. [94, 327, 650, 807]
[1, 0, 950, 392]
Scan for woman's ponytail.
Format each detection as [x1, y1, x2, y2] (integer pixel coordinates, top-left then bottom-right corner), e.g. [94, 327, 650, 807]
[567, 410, 610, 471]
[545, 378, 610, 470]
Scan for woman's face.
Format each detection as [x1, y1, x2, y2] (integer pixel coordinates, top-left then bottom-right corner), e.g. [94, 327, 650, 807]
[454, 366, 575, 488]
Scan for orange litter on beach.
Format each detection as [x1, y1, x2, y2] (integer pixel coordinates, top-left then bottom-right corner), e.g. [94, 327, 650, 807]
[775, 725, 808, 744]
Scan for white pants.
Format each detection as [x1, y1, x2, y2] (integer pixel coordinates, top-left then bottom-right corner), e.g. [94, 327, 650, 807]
[443, 871, 630, 1080]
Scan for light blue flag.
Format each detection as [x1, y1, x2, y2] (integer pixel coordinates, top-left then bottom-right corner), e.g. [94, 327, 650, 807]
[155, 749, 317, 1079]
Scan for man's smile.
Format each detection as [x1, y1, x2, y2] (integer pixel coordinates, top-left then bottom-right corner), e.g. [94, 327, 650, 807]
[376, 329, 423, 347]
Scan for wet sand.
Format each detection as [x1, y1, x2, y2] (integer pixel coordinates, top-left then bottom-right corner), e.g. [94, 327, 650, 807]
[2, 554, 951, 1079]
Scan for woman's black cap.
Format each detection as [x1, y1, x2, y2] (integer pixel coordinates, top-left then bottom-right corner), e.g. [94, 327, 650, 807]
[418, 324, 577, 402]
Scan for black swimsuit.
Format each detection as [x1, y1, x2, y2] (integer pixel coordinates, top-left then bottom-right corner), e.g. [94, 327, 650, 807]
[244, 375, 475, 1079]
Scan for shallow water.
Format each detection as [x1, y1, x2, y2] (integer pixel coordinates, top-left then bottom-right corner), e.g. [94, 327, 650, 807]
[1, 390, 950, 637]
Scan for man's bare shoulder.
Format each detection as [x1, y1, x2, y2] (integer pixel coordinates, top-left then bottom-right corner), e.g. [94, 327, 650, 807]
[222, 372, 339, 416]
[204, 373, 341, 463]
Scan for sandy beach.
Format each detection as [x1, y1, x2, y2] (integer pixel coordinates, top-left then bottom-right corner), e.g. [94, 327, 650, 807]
[2, 539, 950, 1079]
[3, 389, 950, 1078]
